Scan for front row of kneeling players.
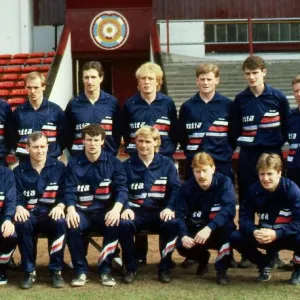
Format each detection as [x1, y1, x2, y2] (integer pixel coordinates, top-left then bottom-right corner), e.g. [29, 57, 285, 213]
[1, 124, 300, 288]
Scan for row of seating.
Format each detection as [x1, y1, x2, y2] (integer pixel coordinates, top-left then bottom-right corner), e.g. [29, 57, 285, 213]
[0, 51, 55, 59]
[0, 66, 50, 76]
[0, 89, 28, 97]
[0, 52, 54, 114]
[0, 72, 48, 106]
[0, 57, 54, 66]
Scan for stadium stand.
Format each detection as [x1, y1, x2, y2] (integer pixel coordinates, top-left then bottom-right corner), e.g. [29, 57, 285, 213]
[0, 51, 55, 111]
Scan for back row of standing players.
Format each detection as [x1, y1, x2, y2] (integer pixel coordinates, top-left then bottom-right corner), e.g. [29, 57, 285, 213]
[2, 56, 300, 195]
[0, 56, 300, 286]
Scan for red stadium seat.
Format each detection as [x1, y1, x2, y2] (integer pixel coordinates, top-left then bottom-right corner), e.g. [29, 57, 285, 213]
[0, 60, 8, 65]
[30, 52, 45, 58]
[3, 66, 22, 73]
[15, 81, 25, 87]
[9, 58, 26, 65]
[26, 58, 42, 65]
[19, 73, 27, 79]
[0, 74, 19, 80]
[0, 81, 15, 88]
[7, 97, 27, 105]
[0, 54, 11, 59]
[0, 89, 10, 96]
[23, 66, 39, 72]
[0, 68, 3, 73]
[9, 89, 27, 96]
[13, 53, 29, 59]
[39, 65, 50, 72]
[47, 51, 56, 57]
[43, 57, 53, 64]
[6, 154, 17, 164]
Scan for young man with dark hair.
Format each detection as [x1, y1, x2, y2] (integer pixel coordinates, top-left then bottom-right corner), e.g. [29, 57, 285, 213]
[119, 126, 180, 284]
[287, 75, 300, 187]
[230, 55, 290, 268]
[65, 124, 128, 287]
[231, 55, 290, 202]
[14, 132, 67, 289]
[231, 153, 300, 284]
[12, 72, 68, 161]
[176, 152, 236, 285]
[65, 61, 121, 156]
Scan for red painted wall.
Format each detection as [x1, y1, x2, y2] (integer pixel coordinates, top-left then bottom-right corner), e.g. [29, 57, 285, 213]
[66, 8, 151, 53]
[65, 1, 152, 107]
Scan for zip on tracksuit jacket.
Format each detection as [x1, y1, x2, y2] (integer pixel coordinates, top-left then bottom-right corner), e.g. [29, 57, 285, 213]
[123, 152, 181, 211]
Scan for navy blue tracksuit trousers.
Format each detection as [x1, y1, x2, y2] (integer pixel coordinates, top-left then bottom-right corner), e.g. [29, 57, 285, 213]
[67, 210, 118, 275]
[15, 206, 66, 273]
[119, 211, 178, 272]
[231, 230, 300, 269]
[177, 222, 235, 273]
[0, 231, 17, 272]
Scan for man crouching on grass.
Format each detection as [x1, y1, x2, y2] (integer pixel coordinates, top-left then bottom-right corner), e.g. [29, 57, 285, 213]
[231, 153, 300, 284]
[176, 152, 236, 285]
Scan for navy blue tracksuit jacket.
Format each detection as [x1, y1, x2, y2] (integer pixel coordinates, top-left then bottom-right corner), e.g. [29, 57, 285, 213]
[122, 92, 178, 158]
[11, 98, 68, 159]
[230, 84, 290, 201]
[119, 153, 181, 272]
[231, 177, 300, 269]
[0, 99, 13, 162]
[175, 173, 236, 272]
[123, 152, 181, 211]
[65, 91, 121, 156]
[178, 92, 233, 162]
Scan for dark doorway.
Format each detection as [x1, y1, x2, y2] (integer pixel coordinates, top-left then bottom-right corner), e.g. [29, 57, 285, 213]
[77, 60, 113, 95]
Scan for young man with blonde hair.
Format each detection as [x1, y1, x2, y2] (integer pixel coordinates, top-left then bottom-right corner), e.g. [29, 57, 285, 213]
[122, 62, 177, 159]
[231, 153, 300, 284]
[11, 72, 68, 161]
[178, 63, 234, 180]
[122, 62, 178, 264]
[119, 126, 180, 284]
[176, 152, 236, 285]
